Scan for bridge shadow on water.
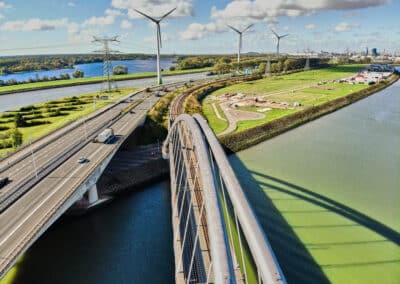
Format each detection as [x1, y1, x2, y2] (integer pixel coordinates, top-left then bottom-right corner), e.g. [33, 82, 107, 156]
[228, 155, 331, 284]
[229, 154, 400, 284]
[248, 171, 400, 247]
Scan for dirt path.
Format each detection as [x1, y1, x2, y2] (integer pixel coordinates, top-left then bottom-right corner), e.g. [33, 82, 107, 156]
[211, 103, 227, 121]
[218, 102, 264, 136]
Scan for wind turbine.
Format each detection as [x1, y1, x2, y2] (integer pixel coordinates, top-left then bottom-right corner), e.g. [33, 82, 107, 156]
[227, 24, 254, 63]
[271, 29, 289, 58]
[135, 8, 176, 85]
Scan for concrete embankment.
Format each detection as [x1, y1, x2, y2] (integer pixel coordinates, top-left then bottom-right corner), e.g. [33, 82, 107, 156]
[220, 74, 399, 152]
[97, 144, 169, 196]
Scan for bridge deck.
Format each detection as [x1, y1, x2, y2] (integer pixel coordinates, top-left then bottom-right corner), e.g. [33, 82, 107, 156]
[0, 95, 159, 277]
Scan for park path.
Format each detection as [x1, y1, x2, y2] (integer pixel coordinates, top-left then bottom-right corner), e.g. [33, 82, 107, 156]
[211, 103, 227, 121]
[218, 102, 264, 136]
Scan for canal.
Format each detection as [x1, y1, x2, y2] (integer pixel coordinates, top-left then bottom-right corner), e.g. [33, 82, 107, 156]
[230, 80, 400, 283]
[1, 80, 399, 283]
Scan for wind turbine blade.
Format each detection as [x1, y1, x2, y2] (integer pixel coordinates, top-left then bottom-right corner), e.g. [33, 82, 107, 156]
[157, 24, 162, 49]
[134, 9, 158, 23]
[160, 8, 176, 21]
[270, 29, 279, 38]
[281, 33, 289, 38]
[242, 24, 254, 33]
[227, 25, 241, 34]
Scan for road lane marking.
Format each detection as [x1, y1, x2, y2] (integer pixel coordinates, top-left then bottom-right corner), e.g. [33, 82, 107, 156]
[0, 146, 105, 247]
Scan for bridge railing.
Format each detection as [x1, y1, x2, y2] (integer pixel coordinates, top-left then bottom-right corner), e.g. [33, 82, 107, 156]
[163, 113, 286, 284]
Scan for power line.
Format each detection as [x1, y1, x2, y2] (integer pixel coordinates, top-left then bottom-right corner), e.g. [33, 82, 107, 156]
[0, 43, 88, 52]
[92, 36, 120, 93]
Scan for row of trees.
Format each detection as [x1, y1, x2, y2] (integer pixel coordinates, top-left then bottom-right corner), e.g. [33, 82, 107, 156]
[0, 70, 85, 86]
[214, 57, 330, 75]
[0, 53, 163, 75]
[176, 56, 215, 70]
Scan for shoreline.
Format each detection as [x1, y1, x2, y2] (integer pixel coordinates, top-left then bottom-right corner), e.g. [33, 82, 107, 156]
[219, 74, 399, 153]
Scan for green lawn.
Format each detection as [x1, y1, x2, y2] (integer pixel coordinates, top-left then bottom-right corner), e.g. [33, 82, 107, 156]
[202, 100, 229, 134]
[203, 65, 369, 134]
[0, 67, 212, 94]
[0, 87, 138, 157]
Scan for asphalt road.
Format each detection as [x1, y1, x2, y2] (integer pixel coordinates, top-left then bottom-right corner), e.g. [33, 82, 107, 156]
[0, 89, 162, 277]
[0, 89, 149, 210]
[0, 72, 211, 112]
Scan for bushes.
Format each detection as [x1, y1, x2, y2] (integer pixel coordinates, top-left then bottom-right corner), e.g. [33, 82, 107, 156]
[72, 69, 84, 78]
[113, 65, 128, 75]
[19, 105, 38, 112]
[15, 113, 27, 127]
[0, 139, 13, 149]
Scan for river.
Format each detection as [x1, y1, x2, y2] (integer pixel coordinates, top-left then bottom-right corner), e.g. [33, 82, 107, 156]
[1, 79, 399, 284]
[1, 181, 174, 284]
[0, 59, 175, 82]
[229, 79, 400, 283]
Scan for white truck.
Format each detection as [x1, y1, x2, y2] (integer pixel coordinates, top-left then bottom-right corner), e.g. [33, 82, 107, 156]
[95, 128, 114, 144]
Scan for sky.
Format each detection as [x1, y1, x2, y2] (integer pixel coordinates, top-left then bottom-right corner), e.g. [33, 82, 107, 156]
[0, 0, 399, 56]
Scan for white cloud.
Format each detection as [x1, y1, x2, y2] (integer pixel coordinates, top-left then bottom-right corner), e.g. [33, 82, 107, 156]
[305, 24, 315, 30]
[83, 15, 115, 27]
[334, 22, 359, 32]
[180, 22, 225, 40]
[111, 0, 193, 19]
[0, 13, 3, 20]
[0, 18, 69, 32]
[67, 2, 76, 7]
[121, 19, 132, 29]
[210, 0, 389, 23]
[0, 1, 12, 9]
[105, 8, 123, 16]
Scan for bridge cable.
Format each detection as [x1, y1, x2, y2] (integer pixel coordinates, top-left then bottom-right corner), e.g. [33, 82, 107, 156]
[235, 211, 248, 283]
[187, 194, 206, 284]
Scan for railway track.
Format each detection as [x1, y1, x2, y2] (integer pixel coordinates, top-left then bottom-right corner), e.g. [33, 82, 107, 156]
[169, 76, 252, 123]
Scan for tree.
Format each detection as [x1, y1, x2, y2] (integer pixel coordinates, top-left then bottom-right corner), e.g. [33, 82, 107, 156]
[14, 113, 27, 127]
[169, 66, 176, 71]
[10, 128, 23, 148]
[258, 63, 267, 74]
[113, 65, 128, 75]
[214, 63, 231, 74]
[72, 69, 84, 78]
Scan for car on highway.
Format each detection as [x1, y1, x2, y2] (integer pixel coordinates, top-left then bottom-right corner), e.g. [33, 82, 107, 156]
[77, 157, 89, 164]
[0, 177, 10, 189]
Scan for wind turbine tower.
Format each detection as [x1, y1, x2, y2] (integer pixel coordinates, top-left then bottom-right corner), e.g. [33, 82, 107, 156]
[227, 24, 254, 63]
[271, 29, 289, 58]
[135, 8, 176, 85]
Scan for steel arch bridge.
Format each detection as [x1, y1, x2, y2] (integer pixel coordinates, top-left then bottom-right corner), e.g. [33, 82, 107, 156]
[163, 113, 287, 284]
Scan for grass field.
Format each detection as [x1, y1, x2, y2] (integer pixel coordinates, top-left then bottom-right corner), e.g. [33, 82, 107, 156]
[0, 67, 212, 94]
[0, 87, 138, 157]
[202, 65, 369, 134]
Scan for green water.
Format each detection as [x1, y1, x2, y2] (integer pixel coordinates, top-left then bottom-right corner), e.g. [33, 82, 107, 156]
[229, 81, 400, 283]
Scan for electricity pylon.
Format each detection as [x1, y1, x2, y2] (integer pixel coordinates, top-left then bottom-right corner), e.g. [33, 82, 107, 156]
[93, 36, 120, 93]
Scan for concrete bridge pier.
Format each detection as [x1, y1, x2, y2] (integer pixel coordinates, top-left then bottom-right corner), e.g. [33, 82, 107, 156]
[87, 184, 99, 204]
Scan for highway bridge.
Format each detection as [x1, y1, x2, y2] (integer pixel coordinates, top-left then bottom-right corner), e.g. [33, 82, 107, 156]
[0, 81, 189, 277]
